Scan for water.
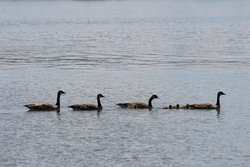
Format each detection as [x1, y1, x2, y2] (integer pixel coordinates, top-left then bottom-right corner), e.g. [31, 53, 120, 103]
[0, 0, 250, 166]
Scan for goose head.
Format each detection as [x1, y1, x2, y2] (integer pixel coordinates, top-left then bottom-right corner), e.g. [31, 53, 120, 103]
[97, 94, 105, 98]
[151, 95, 159, 99]
[218, 91, 226, 96]
[58, 90, 66, 95]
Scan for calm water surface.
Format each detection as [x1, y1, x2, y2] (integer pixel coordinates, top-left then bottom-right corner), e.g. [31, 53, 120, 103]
[0, 0, 250, 167]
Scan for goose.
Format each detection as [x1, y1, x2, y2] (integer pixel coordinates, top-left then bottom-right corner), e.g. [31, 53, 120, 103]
[69, 94, 104, 111]
[180, 104, 190, 109]
[116, 95, 159, 109]
[162, 104, 180, 109]
[162, 105, 173, 109]
[24, 90, 65, 111]
[189, 91, 225, 109]
[173, 104, 180, 109]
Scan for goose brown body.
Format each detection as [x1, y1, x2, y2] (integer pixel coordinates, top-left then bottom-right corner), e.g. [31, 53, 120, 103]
[24, 90, 65, 111]
[128, 102, 149, 109]
[189, 91, 225, 110]
[69, 94, 104, 111]
[116, 95, 158, 109]
[24, 103, 57, 111]
[189, 103, 217, 109]
[69, 104, 99, 110]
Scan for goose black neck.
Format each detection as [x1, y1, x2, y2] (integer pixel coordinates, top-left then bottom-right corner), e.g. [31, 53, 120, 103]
[216, 93, 221, 107]
[148, 97, 154, 108]
[56, 92, 61, 106]
[97, 96, 102, 109]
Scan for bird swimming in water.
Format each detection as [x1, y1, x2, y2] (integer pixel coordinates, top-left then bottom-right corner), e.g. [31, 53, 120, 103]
[116, 95, 159, 109]
[24, 90, 65, 111]
[189, 91, 225, 110]
[69, 94, 105, 111]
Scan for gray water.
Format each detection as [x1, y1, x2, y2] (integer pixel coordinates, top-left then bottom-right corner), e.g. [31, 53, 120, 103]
[0, 0, 250, 167]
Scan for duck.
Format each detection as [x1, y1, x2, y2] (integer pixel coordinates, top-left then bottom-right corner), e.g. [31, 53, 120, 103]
[69, 94, 105, 111]
[24, 90, 65, 111]
[189, 91, 225, 109]
[116, 95, 159, 109]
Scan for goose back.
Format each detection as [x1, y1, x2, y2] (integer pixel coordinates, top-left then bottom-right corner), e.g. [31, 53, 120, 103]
[127, 102, 149, 109]
[69, 104, 99, 110]
[189, 103, 217, 109]
[24, 102, 57, 111]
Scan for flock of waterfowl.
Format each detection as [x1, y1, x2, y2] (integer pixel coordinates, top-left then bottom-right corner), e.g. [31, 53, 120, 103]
[24, 91, 225, 111]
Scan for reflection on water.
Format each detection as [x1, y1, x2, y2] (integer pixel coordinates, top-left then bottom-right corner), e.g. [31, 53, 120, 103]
[216, 109, 221, 118]
[57, 108, 61, 115]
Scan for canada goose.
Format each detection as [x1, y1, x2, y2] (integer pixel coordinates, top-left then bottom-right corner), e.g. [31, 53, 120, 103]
[162, 105, 173, 109]
[173, 104, 180, 109]
[180, 104, 190, 109]
[24, 90, 65, 111]
[116, 95, 159, 109]
[69, 94, 104, 111]
[162, 104, 180, 109]
[189, 91, 225, 109]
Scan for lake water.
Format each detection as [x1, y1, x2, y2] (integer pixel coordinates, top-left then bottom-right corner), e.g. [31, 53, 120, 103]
[0, 0, 250, 166]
